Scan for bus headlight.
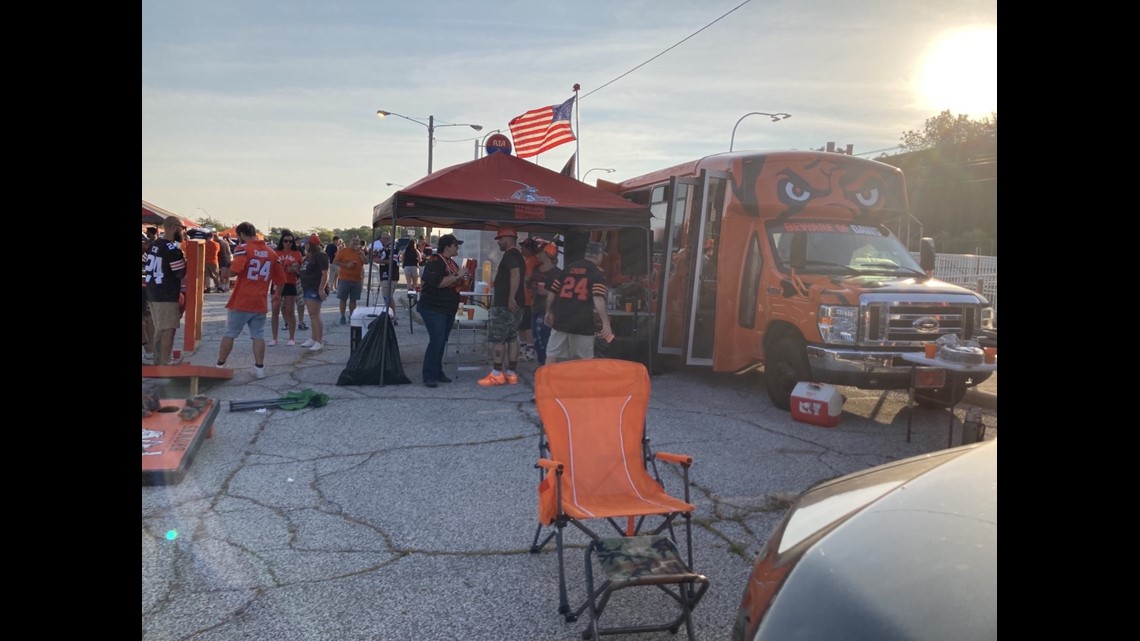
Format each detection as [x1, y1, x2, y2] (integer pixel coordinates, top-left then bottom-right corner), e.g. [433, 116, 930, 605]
[819, 305, 858, 344]
[981, 306, 995, 330]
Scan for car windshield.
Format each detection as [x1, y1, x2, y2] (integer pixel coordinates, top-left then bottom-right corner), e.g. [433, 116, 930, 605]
[769, 221, 924, 276]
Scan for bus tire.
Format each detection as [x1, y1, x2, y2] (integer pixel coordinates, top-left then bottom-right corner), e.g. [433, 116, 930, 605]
[765, 337, 809, 411]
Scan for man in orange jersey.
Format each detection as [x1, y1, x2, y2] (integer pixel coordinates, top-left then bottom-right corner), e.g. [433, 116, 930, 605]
[216, 222, 286, 379]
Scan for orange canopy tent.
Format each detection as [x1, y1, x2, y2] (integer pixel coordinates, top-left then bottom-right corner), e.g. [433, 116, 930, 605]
[217, 226, 264, 240]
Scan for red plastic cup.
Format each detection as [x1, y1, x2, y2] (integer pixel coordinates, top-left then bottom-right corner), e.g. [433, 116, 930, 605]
[172, 349, 182, 360]
[923, 343, 937, 358]
[983, 347, 996, 364]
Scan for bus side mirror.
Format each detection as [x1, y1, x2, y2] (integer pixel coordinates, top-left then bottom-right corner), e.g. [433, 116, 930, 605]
[919, 237, 936, 272]
[790, 233, 806, 270]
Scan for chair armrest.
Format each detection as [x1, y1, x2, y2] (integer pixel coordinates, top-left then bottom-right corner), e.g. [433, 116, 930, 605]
[655, 452, 692, 468]
[536, 458, 564, 472]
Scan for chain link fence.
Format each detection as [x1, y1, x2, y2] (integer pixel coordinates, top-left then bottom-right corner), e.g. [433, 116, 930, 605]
[912, 253, 997, 320]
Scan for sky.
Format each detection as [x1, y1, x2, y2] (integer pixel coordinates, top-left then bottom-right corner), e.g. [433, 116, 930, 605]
[141, 0, 997, 234]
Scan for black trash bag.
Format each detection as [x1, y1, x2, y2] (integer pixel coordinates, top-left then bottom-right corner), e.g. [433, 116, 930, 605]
[336, 313, 412, 386]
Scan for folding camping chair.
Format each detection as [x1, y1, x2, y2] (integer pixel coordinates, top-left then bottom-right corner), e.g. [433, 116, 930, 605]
[529, 359, 706, 633]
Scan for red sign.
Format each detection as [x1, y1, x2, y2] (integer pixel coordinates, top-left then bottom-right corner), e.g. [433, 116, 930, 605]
[485, 133, 513, 156]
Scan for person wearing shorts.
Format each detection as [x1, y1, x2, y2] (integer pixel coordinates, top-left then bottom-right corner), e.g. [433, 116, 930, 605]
[478, 227, 526, 386]
[402, 238, 423, 291]
[333, 236, 367, 324]
[215, 222, 286, 379]
[268, 231, 303, 346]
[544, 241, 612, 364]
[298, 234, 330, 350]
[144, 215, 187, 366]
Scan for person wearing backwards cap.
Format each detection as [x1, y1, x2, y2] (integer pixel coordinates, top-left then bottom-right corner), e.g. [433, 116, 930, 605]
[543, 240, 612, 364]
[417, 234, 469, 387]
[215, 222, 286, 378]
[478, 226, 526, 386]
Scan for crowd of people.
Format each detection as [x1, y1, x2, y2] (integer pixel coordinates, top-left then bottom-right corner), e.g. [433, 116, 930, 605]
[143, 223, 614, 386]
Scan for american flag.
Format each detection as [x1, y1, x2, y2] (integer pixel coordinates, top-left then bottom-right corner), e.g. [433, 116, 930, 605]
[508, 97, 576, 159]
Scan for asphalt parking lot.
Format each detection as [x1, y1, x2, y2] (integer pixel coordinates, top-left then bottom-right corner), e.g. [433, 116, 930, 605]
[142, 289, 996, 641]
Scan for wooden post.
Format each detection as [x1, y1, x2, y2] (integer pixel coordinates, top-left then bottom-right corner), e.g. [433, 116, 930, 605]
[183, 240, 205, 353]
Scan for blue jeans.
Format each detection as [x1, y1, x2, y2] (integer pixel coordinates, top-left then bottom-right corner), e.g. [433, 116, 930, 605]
[418, 303, 454, 383]
[531, 311, 551, 365]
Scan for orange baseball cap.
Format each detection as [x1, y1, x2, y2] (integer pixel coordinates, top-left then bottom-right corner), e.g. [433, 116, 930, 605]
[308, 233, 321, 245]
[495, 226, 518, 239]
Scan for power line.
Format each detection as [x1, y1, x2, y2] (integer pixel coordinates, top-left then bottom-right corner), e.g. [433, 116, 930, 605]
[855, 146, 902, 157]
[580, 0, 754, 101]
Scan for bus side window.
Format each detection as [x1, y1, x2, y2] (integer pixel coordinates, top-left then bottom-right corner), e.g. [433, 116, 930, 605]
[775, 232, 791, 264]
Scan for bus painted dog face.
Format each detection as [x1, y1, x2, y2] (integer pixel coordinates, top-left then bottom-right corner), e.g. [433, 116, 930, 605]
[731, 154, 906, 224]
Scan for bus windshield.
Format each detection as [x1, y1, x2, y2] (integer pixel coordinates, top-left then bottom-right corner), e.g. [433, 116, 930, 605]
[769, 221, 923, 276]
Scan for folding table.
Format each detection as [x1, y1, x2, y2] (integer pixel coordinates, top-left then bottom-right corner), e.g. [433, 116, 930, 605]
[900, 352, 997, 447]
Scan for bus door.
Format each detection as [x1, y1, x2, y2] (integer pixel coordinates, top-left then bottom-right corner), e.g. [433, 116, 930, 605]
[656, 176, 700, 357]
[685, 170, 728, 365]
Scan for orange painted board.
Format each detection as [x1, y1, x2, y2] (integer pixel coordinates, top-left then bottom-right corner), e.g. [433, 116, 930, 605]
[142, 398, 220, 486]
[141, 365, 234, 380]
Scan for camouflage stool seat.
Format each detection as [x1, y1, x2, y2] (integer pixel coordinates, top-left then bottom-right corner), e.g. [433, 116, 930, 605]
[582, 535, 709, 641]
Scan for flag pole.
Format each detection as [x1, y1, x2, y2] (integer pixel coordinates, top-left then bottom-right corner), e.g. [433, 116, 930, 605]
[572, 83, 581, 181]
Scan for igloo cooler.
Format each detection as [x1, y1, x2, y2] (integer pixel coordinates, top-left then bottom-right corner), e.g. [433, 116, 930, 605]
[790, 382, 844, 427]
[350, 306, 389, 352]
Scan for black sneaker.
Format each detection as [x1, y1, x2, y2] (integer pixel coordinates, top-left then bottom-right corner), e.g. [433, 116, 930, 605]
[424, 381, 438, 388]
[298, 322, 309, 330]
[437, 374, 452, 383]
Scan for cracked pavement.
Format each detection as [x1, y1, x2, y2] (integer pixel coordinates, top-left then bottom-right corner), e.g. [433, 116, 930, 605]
[142, 287, 997, 640]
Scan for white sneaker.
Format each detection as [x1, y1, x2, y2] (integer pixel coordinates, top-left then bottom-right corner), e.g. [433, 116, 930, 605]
[253, 365, 266, 379]
[287, 339, 296, 346]
[309, 341, 323, 351]
[300, 339, 315, 348]
[267, 339, 278, 346]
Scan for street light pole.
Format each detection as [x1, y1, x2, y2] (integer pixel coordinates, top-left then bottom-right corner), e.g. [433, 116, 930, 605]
[582, 167, 616, 182]
[376, 110, 482, 175]
[729, 112, 791, 152]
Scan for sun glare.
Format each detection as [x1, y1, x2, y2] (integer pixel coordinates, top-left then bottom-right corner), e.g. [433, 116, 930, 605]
[918, 27, 997, 117]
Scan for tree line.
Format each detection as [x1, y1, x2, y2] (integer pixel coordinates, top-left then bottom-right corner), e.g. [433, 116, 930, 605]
[881, 110, 997, 256]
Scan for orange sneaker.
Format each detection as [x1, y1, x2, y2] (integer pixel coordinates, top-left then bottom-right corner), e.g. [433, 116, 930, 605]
[505, 372, 519, 385]
[477, 372, 507, 386]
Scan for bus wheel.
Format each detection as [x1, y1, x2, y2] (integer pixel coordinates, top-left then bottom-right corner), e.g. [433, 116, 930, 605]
[765, 337, 809, 410]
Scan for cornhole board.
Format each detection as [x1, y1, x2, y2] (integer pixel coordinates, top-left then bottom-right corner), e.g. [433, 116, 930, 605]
[142, 398, 220, 486]
[142, 364, 233, 396]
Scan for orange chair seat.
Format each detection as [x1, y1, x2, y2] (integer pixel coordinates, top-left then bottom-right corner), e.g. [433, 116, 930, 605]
[557, 491, 694, 522]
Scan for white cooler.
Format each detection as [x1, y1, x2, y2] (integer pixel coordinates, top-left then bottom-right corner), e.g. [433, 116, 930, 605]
[350, 306, 389, 352]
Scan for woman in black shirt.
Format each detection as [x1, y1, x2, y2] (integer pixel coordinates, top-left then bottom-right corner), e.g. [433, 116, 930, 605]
[416, 234, 468, 387]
